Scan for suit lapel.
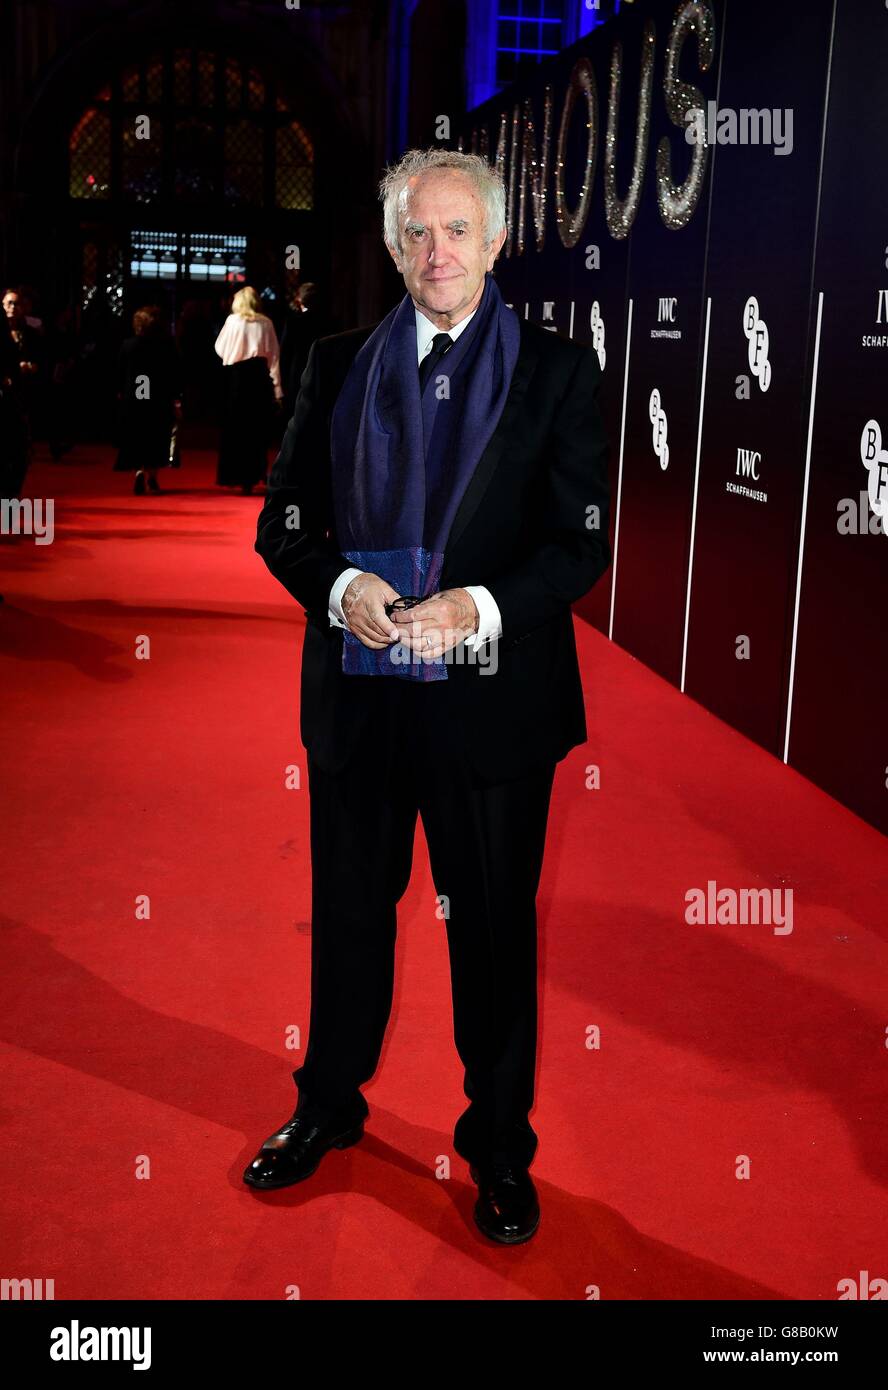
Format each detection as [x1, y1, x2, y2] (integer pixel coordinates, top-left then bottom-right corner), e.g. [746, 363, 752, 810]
[444, 321, 541, 556]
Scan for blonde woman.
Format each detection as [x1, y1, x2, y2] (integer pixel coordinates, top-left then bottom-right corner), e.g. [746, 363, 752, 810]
[214, 286, 283, 493]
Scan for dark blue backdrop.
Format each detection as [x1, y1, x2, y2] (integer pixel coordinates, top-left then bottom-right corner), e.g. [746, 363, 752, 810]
[457, 0, 888, 835]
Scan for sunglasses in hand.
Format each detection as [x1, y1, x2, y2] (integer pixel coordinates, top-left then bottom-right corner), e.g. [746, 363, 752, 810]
[383, 595, 424, 618]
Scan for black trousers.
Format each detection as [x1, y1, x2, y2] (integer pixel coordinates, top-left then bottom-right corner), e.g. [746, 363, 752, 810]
[292, 673, 556, 1168]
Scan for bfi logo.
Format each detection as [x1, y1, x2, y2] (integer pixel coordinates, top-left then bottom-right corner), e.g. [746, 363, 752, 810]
[861, 419, 888, 528]
[743, 295, 771, 391]
[590, 301, 606, 370]
[736, 448, 762, 481]
[658, 297, 677, 323]
[649, 389, 670, 470]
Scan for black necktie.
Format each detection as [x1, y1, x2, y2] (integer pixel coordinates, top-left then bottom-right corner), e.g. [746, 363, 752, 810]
[418, 332, 453, 394]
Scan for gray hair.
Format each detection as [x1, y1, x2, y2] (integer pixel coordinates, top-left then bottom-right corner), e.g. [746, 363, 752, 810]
[379, 148, 506, 254]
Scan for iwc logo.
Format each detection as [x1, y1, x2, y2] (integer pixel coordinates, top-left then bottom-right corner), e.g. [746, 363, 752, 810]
[865, 289, 888, 349]
[652, 296, 680, 340]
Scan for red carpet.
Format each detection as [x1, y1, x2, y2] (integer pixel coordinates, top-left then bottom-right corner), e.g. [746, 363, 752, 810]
[2, 444, 887, 1301]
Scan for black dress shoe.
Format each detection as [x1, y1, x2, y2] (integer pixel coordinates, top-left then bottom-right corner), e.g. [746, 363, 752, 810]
[469, 1162, 540, 1244]
[243, 1110, 364, 1190]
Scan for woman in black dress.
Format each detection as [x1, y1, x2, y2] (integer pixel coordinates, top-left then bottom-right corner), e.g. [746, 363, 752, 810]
[214, 286, 282, 494]
[114, 306, 182, 495]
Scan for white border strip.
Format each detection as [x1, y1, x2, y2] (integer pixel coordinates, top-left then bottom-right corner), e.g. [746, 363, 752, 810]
[681, 296, 712, 692]
[783, 290, 824, 764]
[783, 0, 836, 762]
[608, 297, 633, 641]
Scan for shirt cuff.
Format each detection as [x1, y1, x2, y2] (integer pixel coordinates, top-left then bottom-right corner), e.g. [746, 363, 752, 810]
[462, 584, 502, 651]
[328, 567, 363, 627]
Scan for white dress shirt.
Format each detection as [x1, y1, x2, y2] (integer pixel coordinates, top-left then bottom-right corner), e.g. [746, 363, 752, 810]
[327, 305, 503, 650]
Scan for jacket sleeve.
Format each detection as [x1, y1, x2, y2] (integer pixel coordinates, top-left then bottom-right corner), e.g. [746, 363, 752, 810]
[264, 320, 283, 398]
[254, 339, 355, 619]
[485, 345, 611, 647]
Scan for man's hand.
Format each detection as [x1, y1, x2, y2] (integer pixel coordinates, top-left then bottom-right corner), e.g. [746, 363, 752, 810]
[341, 572, 402, 649]
[393, 587, 479, 660]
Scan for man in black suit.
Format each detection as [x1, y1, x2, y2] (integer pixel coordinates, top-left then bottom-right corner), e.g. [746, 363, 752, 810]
[246, 149, 610, 1244]
[279, 282, 339, 421]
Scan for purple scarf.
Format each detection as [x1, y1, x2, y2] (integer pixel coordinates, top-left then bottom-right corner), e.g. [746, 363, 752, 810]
[329, 271, 520, 679]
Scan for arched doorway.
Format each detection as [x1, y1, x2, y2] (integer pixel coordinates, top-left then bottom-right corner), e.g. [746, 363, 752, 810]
[68, 46, 315, 334]
[63, 44, 317, 424]
[9, 7, 379, 435]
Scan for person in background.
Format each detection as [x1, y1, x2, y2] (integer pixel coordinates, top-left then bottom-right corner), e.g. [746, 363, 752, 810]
[3, 288, 43, 437]
[3, 287, 41, 360]
[214, 286, 282, 494]
[16, 284, 44, 332]
[0, 307, 29, 505]
[113, 305, 182, 495]
[279, 282, 339, 421]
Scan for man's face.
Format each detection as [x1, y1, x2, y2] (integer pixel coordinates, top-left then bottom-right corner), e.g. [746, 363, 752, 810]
[387, 170, 506, 325]
[3, 292, 21, 324]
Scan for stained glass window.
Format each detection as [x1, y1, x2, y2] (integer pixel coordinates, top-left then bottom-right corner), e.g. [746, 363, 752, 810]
[225, 58, 242, 110]
[121, 64, 140, 102]
[247, 68, 265, 111]
[224, 119, 264, 205]
[69, 51, 313, 210]
[276, 121, 314, 210]
[174, 117, 215, 200]
[146, 59, 163, 103]
[122, 118, 163, 203]
[174, 49, 192, 105]
[69, 107, 111, 199]
[197, 52, 215, 107]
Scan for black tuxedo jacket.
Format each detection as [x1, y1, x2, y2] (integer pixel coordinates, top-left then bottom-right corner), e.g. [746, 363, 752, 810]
[255, 311, 611, 784]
